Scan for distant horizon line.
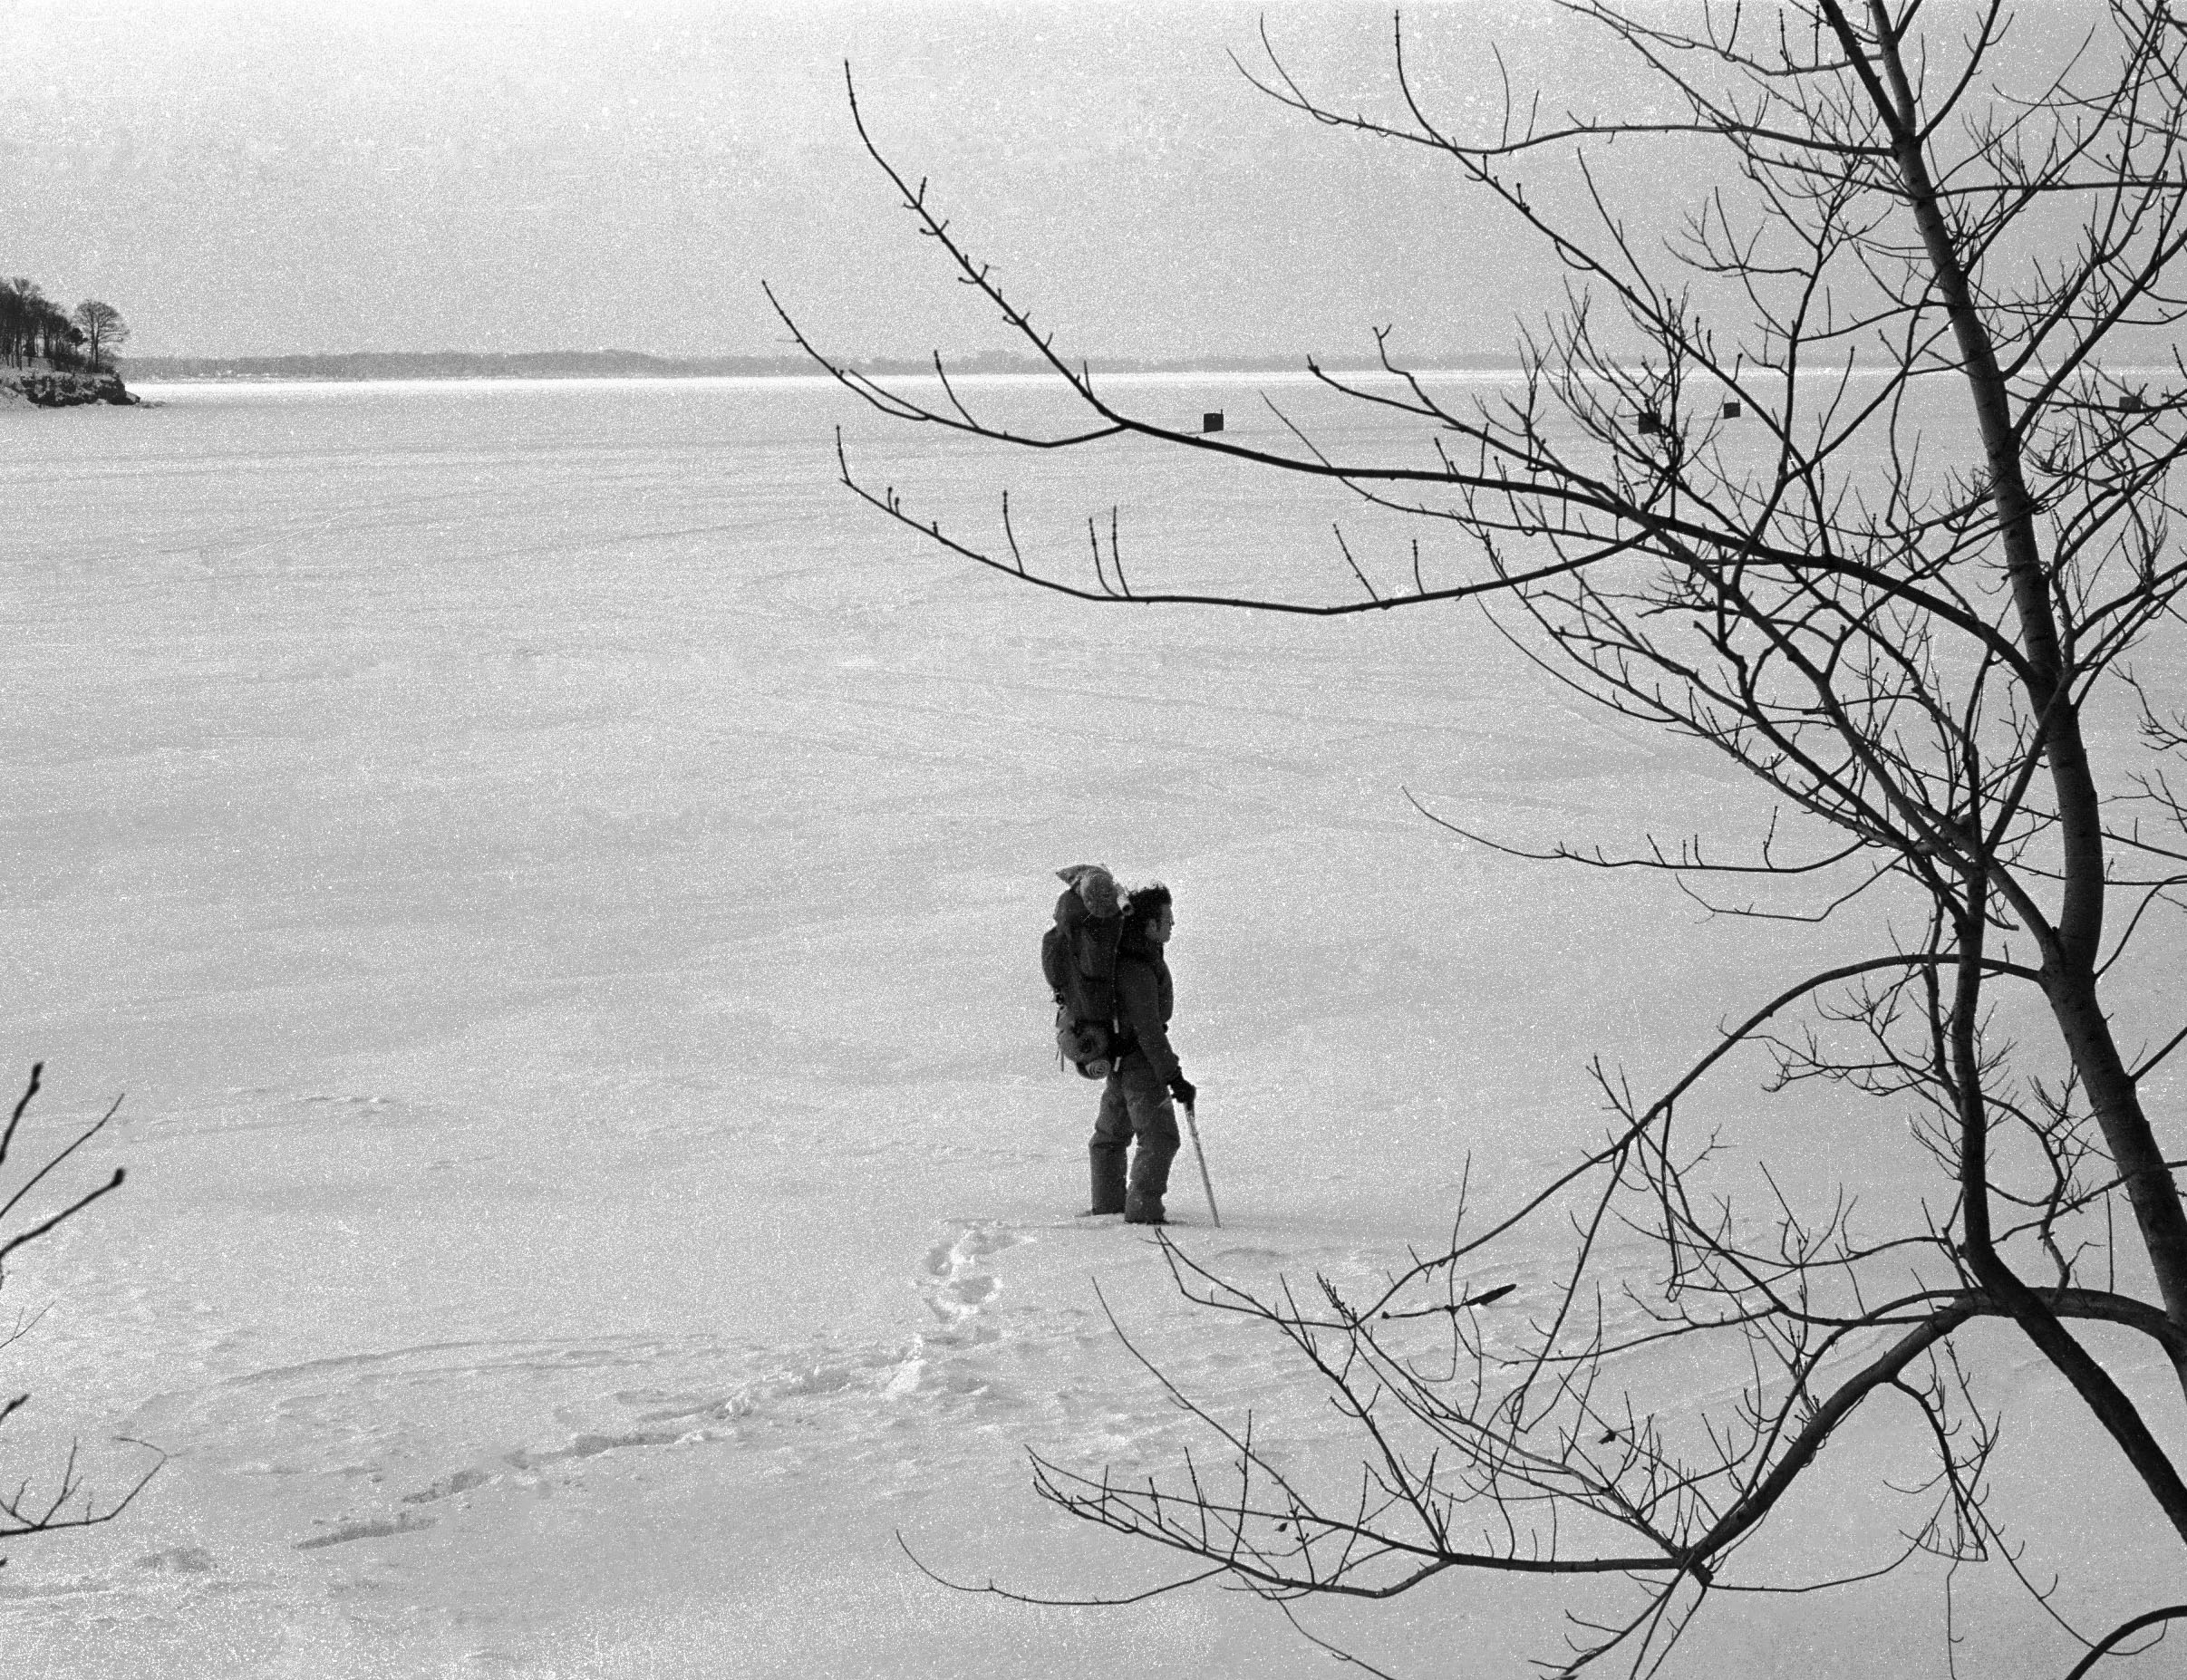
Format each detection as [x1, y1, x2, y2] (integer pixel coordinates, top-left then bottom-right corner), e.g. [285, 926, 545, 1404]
[119, 346, 1530, 380]
[117, 346, 2182, 385]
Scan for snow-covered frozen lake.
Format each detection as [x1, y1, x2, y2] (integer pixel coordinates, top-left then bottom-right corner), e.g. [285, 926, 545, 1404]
[0, 376, 2175, 1676]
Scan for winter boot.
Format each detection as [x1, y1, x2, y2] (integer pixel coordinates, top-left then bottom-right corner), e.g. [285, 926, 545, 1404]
[1088, 1139, 1128, 1216]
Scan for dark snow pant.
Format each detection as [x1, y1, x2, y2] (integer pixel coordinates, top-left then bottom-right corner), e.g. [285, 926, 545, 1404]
[1089, 1052, 1180, 1222]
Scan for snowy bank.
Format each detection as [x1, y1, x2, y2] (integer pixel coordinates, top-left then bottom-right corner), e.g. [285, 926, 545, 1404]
[0, 366, 138, 407]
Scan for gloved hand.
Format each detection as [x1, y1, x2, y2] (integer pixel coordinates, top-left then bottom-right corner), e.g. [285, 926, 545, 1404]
[1168, 1074, 1198, 1113]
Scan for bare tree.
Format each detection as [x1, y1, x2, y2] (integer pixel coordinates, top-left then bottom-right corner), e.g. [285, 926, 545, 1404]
[0, 281, 28, 369]
[70, 301, 129, 372]
[0, 280, 91, 373]
[0, 1064, 153, 1562]
[3, 279, 54, 369]
[777, 2, 2187, 1674]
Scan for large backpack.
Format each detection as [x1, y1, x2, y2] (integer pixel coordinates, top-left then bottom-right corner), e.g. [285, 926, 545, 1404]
[1042, 864, 1125, 1079]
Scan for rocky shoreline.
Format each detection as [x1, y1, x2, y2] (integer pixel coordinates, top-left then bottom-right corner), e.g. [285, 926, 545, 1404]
[1, 368, 138, 408]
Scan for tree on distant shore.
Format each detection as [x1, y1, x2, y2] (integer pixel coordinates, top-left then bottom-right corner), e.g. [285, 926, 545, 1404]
[70, 301, 128, 371]
[2, 278, 78, 371]
[0, 1065, 152, 1559]
[782, 2, 2187, 1674]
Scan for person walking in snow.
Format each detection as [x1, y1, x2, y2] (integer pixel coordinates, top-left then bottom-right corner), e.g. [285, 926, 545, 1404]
[1087, 883, 1197, 1225]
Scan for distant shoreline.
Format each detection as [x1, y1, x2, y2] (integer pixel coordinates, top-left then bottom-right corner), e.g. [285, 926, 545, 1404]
[121, 351, 2176, 387]
[0, 364, 138, 408]
[120, 349, 1526, 383]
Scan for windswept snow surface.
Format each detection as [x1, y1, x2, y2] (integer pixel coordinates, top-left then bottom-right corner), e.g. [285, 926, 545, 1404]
[0, 377, 2180, 1676]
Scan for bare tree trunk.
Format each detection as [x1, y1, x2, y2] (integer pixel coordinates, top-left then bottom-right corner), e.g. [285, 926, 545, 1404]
[1853, 0, 2187, 1337]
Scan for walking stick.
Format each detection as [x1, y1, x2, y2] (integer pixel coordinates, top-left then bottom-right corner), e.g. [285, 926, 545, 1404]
[1182, 1100, 1221, 1228]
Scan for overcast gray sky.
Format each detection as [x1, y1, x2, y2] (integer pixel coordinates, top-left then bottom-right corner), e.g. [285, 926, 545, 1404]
[5, 0, 1657, 360]
[2, 1, 2097, 363]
